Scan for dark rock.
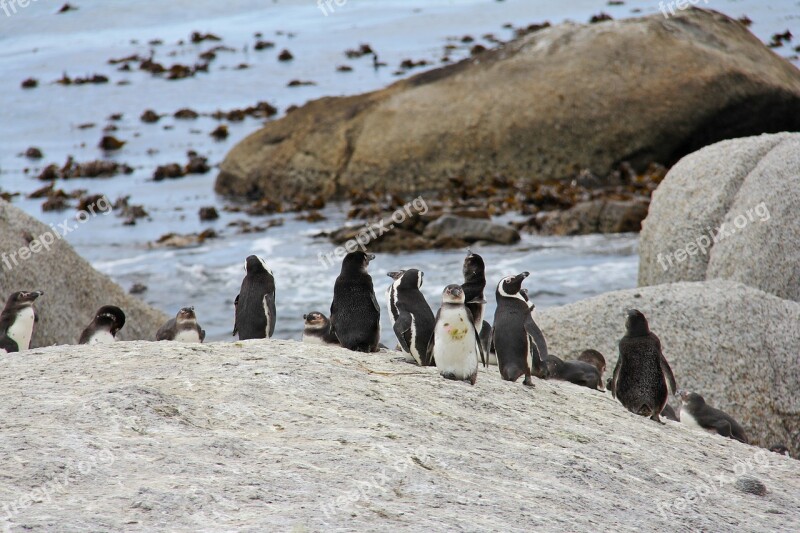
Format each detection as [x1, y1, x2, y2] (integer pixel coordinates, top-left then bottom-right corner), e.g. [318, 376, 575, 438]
[423, 215, 520, 244]
[536, 199, 649, 235]
[129, 283, 148, 294]
[21, 78, 38, 89]
[278, 49, 294, 61]
[141, 110, 160, 123]
[99, 136, 125, 151]
[25, 147, 44, 159]
[153, 163, 186, 181]
[199, 206, 219, 221]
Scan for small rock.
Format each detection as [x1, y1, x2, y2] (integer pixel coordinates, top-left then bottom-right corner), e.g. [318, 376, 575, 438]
[99, 136, 125, 151]
[129, 283, 148, 295]
[254, 40, 275, 50]
[735, 476, 767, 496]
[423, 215, 520, 245]
[25, 147, 44, 159]
[210, 125, 229, 140]
[57, 3, 77, 13]
[174, 108, 199, 119]
[153, 163, 186, 181]
[199, 206, 219, 221]
[140, 110, 160, 123]
[278, 49, 294, 61]
[21, 78, 38, 89]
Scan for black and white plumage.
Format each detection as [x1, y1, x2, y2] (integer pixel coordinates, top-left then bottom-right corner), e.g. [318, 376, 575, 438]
[385, 271, 403, 327]
[386, 269, 435, 366]
[330, 251, 380, 353]
[611, 309, 677, 423]
[233, 255, 276, 340]
[425, 284, 485, 384]
[676, 390, 748, 443]
[492, 272, 549, 386]
[0, 291, 42, 353]
[302, 311, 339, 346]
[156, 307, 205, 343]
[79, 305, 125, 345]
[461, 250, 492, 355]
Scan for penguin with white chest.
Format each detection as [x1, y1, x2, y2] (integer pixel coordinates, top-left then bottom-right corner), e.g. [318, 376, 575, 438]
[676, 390, 748, 443]
[0, 291, 43, 352]
[330, 251, 381, 353]
[233, 255, 276, 340]
[425, 284, 485, 384]
[461, 250, 492, 357]
[79, 305, 125, 345]
[492, 272, 549, 386]
[302, 312, 339, 345]
[387, 269, 436, 366]
[157, 307, 205, 343]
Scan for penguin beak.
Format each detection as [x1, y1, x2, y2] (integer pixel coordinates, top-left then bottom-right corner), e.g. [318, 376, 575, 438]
[516, 272, 530, 281]
[367, 254, 376, 262]
[387, 271, 403, 280]
[303, 314, 308, 320]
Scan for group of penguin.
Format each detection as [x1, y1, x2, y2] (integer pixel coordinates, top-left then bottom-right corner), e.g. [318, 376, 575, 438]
[0, 250, 791, 455]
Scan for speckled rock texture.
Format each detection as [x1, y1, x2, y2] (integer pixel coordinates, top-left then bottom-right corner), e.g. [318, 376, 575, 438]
[639, 132, 800, 302]
[0, 340, 797, 531]
[216, 9, 800, 200]
[537, 279, 800, 458]
[0, 199, 168, 346]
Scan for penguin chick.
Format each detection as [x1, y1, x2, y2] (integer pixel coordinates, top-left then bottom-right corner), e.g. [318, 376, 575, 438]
[676, 390, 748, 444]
[302, 311, 339, 345]
[157, 307, 205, 342]
[79, 305, 125, 345]
[611, 309, 677, 423]
[544, 354, 604, 391]
[0, 290, 43, 352]
[426, 284, 485, 384]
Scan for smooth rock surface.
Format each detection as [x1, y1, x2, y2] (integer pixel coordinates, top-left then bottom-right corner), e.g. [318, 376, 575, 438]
[639, 132, 800, 301]
[422, 215, 520, 244]
[537, 279, 800, 456]
[0, 340, 797, 531]
[216, 9, 800, 200]
[0, 199, 168, 346]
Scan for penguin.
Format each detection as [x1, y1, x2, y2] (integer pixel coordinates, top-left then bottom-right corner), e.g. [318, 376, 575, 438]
[0, 290, 43, 352]
[492, 272, 549, 386]
[78, 305, 125, 345]
[611, 309, 677, 423]
[577, 349, 606, 380]
[156, 307, 205, 342]
[233, 255, 276, 340]
[461, 250, 492, 354]
[330, 251, 380, 353]
[769, 444, 790, 456]
[675, 390, 748, 443]
[302, 311, 339, 346]
[661, 403, 680, 422]
[543, 354, 604, 391]
[425, 284, 485, 384]
[387, 269, 436, 366]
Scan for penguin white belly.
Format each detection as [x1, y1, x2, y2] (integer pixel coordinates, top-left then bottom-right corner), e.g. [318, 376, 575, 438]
[174, 329, 201, 343]
[263, 295, 272, 338]
[7, 307, 36, 350]
[87, 331, 116, 344]
[302, 334, 324, 345]
[679, 410, 715, 434]
[385, 287, 396, 327]
[407, 315, 422, 365]
[434, 310, 478, 378]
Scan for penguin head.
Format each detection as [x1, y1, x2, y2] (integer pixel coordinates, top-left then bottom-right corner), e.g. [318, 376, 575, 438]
[94, 305, 126, 334]
[497, 272, 529, 299]
[4, 290, 43, 310]
[303, 311, 329, 329]
[442, 284, 465, 304]
[386, 271, 405, 281]
[341, 251, 374, 273]
[676, 390, 705, 410]
[176, 307, 197, 322]
[244, 255, 273, 276]
[769, 444, 790, 456]
[624, 309, 651, 337]
[577, 349, 606, 375]
[463, 250, 485, 281]
[397, 269, 423, 291]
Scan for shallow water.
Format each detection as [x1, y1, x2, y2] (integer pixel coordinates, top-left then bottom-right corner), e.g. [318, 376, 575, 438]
[0, 0, 796, 342]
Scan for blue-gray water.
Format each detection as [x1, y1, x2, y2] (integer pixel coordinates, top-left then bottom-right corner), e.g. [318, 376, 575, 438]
[0, 0, 796, 341]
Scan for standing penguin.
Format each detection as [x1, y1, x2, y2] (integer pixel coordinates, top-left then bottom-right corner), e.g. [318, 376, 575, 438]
[156, 307, 205, 342]
[461, 250, 492, 354]
[0, 291, 43, 352]
[492, 272, 549, 386]
[330, 251, 380, 352]
[302, 312, 339, 346]
[79, 305, 125, 345]
[426, 284, 485, 384]
[387, 269, 436, 366]
[676, 390, 748, 443]
[611, 309, 677, 423]
[233, 255, 276, 340]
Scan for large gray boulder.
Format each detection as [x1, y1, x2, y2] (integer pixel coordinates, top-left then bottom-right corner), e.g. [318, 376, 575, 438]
[216, 8, 800, 200]
[0, 200, 168, 346]
[639, 133, 800, 301]
[537, 279, 800, 456]
[0, 339, 797, 530]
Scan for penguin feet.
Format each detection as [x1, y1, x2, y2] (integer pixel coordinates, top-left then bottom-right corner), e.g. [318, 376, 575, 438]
[650, 413, 665, 425]
[522, 375, 535, 387]
[441, 372, 458, 381]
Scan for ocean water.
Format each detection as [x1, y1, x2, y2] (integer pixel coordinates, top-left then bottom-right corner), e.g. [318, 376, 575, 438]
[0, 0, 797, 342]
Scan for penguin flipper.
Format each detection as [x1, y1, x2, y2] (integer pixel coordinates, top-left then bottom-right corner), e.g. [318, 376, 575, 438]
[422, 309, 439, 366]
[475, 322, 486, 368]
[199, 327, 206, 343]
[660, 353, 677, 395]
[392, 314, 412, 355]
[714, 419, 733, 439]
[610, 357, 622, 400]
[523, 315, 546, 377]
[265, 293, 277, 338]
[369, 289, 381, 315]
[0, 335, 19, 353]
[232, 294, 240, 336]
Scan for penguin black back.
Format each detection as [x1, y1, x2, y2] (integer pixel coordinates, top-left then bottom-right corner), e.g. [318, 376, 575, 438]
[234, 255, 277, 340]
[330, 252, 380, 352]
[677, 390, 748, 443]
[612, 309, 677, 423]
